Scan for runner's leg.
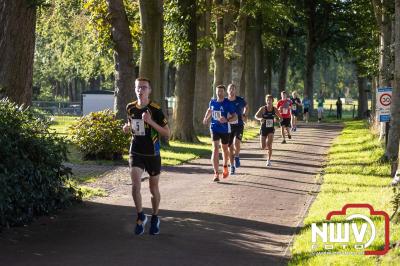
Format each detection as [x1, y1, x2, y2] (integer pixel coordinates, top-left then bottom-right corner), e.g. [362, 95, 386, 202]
[267, 133, 274, 160]
[131, 166, 144, 213]
[212, 140, 220, 174]
[149, 175, 160, 215]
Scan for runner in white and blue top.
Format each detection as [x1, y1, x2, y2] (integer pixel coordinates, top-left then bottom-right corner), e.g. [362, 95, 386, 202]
[203, 85, 237, 182]
[227, 84, 248, 174]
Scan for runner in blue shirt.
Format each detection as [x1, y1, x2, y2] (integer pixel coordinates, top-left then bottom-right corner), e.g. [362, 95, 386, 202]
[227, 83, 248, 174]
[203, 85, 237, 182]
[302, 96, 311, 123]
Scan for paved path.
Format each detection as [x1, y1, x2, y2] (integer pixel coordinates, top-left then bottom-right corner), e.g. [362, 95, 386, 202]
[0, 123, 342, 266]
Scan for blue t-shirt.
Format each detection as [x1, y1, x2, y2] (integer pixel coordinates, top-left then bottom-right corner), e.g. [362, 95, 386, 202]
[228, 96, 247, 126]
[303, 98, 311, 109]
[209, 98, 235, 133]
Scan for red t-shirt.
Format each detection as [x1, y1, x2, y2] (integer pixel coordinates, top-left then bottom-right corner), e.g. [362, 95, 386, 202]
[277, 99, 292, 118]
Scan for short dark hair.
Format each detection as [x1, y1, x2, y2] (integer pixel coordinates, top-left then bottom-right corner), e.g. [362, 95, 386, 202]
[135, 77, 152, 88]
[216, 85, 226, 90]
[281, 90, 287, 94]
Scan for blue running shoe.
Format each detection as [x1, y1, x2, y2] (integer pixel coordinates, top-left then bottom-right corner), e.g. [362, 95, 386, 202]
[149, 215, 160, 235]
[230, 165, 235, 175]
[234, 156, 241, 168]
[135, 212, 147, 235]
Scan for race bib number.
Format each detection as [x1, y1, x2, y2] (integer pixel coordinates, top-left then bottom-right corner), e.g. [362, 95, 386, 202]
[282, 108, 288, 115]
[265, 119, 274, 128]
[212, 111, 222, 121]
[292, 105, 297, 111]
[131, 119, 145, 136]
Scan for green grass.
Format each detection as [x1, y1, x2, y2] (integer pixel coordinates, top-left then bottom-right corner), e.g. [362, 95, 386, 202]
[49, 115, 79, 135]
[290, 120, 400, 265]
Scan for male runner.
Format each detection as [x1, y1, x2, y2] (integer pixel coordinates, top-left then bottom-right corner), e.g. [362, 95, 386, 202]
[277, 91, 292, 144]
[290, 91, 302, 131]
[227, 84, 248, 174]
[203, 85, 237, 181]
[302, 96, 311, 123]
[317, 92, 325, 123]
[255, 95, 282, 166]
[123, 77, 170, 235]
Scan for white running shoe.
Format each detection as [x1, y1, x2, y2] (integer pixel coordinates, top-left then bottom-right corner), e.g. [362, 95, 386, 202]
[266, 160, 271, 167]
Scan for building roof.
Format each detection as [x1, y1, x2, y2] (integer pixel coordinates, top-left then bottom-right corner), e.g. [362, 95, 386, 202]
[82, 90, 114, 95]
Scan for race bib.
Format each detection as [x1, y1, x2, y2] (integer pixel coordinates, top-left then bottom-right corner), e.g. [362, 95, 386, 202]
[282, 108, 288, 115]
[265, 119, 274, 128]
[212, 111, 222, 121]
[131, 119, 145, 136]
[292, 105, 297, 111]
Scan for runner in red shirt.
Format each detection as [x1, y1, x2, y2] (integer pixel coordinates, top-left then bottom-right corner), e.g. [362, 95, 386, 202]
[276, 91, 292, 144]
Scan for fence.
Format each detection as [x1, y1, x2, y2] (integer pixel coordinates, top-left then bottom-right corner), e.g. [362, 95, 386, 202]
[32, 101, 82, 116]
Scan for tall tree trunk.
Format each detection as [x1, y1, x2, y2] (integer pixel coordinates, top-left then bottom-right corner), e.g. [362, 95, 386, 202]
[213, 0, 224, 88]
[244, 18, 256, 116]
[194, 0, 212, 134]
[387, 0, 400, 175]
[223, 0, 234, 85]
[264, 49, 272, 95]
[171, 0, 198, 142]
[357, 75, 368, 118]
[138, 0, 163, 103]
[304, 0, 317, 111]
[231, 0, 247, 95]
[106, 0, 136, 120]
[0, 0, 36, 105]
[278, 41, 290, 92]
[254, 14, 264, 106]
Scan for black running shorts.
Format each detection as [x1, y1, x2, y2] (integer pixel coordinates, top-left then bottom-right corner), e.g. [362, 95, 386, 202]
[260, 126, 275, 136]
[280, 118, 291, 128]
[211, 131, 230, 145]
[129, 153, 161, 177]
[229, 124, 244, 146]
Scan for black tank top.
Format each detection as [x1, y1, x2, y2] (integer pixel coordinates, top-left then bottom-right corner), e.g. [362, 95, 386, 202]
[262, 106, 275, 128]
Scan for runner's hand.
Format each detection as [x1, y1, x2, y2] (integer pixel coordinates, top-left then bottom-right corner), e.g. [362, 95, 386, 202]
[202, 118, 208, 125]
[142, 110, 152, 124]
[243, 114, 247, 122]
[219, 117, 227, 123]
[123, 123, 130, 134]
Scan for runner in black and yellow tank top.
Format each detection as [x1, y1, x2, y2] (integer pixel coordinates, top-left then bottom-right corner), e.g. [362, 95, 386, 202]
[255, 94, 282, 167]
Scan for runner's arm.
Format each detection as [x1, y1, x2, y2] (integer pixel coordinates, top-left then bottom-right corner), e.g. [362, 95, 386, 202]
[275, 108, 283, 119]
[242, 104, 248, 121]
[254, 107, 265, 121]
[123, 115, 132, 134]
[203, 108, 212, 125]
[143, 110, 170, 138]
[226, 112, 237, 123]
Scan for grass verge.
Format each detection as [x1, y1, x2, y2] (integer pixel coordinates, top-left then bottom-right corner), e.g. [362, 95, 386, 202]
[289, 120, 400, 265]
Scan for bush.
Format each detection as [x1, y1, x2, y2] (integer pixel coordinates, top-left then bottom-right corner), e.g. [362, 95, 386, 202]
[0, 99, 79, 228]
[69, 110, 130, 160]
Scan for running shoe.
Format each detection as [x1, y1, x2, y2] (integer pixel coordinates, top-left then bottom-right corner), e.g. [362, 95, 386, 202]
[234, 156, 241, 168]
[223, 166, 229, 178]
[266, 160, 271, 167]
[281, 139, 286, 144]
[213, 173, 220, 182]
[230, 165, 235, 175]
[288, 134, 292, 139]
[149, 215, 160, 235]
[135, 212, 148, 235]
